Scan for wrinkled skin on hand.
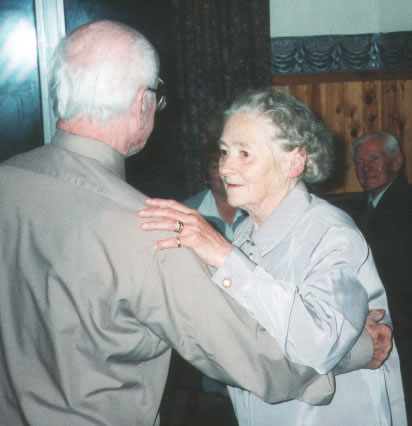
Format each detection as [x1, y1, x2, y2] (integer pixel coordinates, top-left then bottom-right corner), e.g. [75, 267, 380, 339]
[365, 309, 393, 369]
[138, 198, 232, 269]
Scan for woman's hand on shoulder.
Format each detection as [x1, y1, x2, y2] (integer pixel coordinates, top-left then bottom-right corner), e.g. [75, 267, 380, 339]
[138, 198, 232, 269]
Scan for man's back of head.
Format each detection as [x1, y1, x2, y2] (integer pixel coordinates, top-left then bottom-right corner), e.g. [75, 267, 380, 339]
[49, 20, 159, 125]
[49, 21, 160, 156]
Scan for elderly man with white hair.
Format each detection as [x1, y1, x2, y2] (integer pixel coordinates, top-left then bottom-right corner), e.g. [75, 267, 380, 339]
[351, 131, 412, 421]
[0, 21, 394, 425]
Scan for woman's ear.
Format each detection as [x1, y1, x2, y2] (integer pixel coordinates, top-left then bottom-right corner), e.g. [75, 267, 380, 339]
[288, 148, 307, 178]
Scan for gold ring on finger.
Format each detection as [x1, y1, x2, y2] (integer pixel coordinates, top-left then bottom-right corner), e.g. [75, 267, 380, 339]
[175, 220, 184, 233]
[175, 236, 182, 248]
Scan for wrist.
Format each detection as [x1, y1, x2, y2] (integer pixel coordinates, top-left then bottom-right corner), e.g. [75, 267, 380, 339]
[214, 243, 232, 269]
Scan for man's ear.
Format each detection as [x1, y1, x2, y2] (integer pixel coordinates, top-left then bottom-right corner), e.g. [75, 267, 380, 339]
[132, 87, 148, 130]
[288, 148, 307, 178]
[391, 152, 404, 173]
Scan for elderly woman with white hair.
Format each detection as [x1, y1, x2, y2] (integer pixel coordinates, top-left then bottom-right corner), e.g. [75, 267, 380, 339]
[139, 88, 406, 425]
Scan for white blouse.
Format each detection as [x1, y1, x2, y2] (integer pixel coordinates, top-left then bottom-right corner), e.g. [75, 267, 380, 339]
[213, 182, 406, 426]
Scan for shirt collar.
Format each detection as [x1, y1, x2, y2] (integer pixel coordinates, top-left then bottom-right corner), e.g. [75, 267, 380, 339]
[234, 181, 310, 255]
[198, 189, 247, 223]
[368, 182, 392, 207]
[51, 130, 126, 180]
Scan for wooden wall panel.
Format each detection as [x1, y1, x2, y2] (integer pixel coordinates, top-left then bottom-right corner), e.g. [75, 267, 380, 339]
[343, 81, 364, 192]
[293, 85, 313, 110]
[321, 83, 346, 193]
[272, 70, 412, 194]
[382, 81, 400, 139]
[362, 80, 382, 132]
[400, 80, 412, 183]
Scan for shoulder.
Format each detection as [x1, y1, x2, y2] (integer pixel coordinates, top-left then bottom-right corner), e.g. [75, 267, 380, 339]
[379, 177, 411, 207]
[1, 144, 52, 170]
[307, 193, 359, 229]
[297, 194, 367, 254]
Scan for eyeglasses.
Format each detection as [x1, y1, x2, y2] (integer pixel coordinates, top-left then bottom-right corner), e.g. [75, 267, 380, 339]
[147, 78, 167, 112]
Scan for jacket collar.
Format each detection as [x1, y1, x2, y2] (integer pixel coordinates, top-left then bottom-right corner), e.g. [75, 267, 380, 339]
[51, 130, 126, 180]
[233, 182, 311, 255]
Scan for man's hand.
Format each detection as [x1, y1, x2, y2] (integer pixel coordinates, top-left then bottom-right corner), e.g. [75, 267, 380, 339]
[365, 309, 393, 369]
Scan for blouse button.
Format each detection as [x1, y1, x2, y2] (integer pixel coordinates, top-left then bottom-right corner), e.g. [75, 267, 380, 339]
[222, 277, 232, 288]
[249, 253, 254, 259]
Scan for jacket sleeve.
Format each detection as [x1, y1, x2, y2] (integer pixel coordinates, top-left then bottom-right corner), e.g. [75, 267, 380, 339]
[135, 241, 336, 405]
[333, 328, 373, 375]
[212, 227, 371, 374]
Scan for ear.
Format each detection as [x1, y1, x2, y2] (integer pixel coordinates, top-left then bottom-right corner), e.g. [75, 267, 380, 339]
[131, 87, 148, 130]
[391, 152, 404, 173]
[288, 148, 307, 178]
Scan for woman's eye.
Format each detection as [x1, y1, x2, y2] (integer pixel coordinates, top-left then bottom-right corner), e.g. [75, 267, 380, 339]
[241, 151, 249, 158]
[219, 149, 228, 157]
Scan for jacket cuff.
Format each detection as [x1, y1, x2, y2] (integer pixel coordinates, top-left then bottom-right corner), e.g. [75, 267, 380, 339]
[334, 328, 373, 375]
[212, 246, 256, 297]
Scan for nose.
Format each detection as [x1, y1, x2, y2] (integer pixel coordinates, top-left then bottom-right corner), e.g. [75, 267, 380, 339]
[362, 159, 372, 173]
[219, 154, 235, 177]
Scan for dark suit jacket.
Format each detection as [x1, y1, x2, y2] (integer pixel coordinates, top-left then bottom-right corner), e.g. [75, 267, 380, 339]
[352, 176, 412, 379]
[354, 176, 412, 296]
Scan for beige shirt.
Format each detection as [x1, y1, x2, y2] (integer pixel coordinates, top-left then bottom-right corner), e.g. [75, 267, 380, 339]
[0, 130, 368, 425]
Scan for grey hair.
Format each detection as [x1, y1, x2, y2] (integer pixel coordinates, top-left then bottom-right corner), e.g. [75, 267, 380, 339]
[224, 88, 334, 184]
[49, 21, 159, 124]
[350, 132, 401, 159]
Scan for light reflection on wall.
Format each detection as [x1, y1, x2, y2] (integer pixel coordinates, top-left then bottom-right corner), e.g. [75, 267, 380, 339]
[0, 16, 38, 87]
[0, 3, 42, 160]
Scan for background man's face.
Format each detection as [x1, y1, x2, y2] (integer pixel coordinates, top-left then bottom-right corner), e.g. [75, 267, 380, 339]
[354, 137, 397, 197]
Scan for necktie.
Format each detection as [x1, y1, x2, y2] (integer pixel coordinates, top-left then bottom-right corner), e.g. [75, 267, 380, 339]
[359, 201, 374, 229]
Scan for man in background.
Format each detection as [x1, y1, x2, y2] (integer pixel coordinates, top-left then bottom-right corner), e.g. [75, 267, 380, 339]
[351, 131, 412, 414]
[0, 20, 390, 425]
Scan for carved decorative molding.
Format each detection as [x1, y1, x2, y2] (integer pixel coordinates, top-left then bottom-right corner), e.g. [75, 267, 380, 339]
[271, 32, 412, 75]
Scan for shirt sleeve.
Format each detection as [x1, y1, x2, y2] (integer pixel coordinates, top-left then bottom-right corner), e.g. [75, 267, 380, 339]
[134, 236, 337, 406]
[212, 227, 370, 374]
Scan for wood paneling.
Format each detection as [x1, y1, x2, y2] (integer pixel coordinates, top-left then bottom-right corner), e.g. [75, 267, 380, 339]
[272, 70, 412, 193]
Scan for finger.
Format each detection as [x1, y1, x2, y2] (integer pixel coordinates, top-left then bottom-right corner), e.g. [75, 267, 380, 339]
[144, 198, 194, 214]
[155, 237, 183, 250]
[377, 324, 392, 343]
[141, 219, 180, 232]
[138, 207, 190, 223]
[366, 309, 385, 324]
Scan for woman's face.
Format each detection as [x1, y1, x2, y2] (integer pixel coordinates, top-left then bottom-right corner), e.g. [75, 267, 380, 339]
[219, 112, 297, 226]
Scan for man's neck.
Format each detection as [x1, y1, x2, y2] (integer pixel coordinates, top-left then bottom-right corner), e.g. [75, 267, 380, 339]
[57, 118, 129, 155]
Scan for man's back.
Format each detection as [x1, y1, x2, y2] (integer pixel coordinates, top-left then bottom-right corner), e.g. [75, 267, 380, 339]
[0, 133, 172, 424]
